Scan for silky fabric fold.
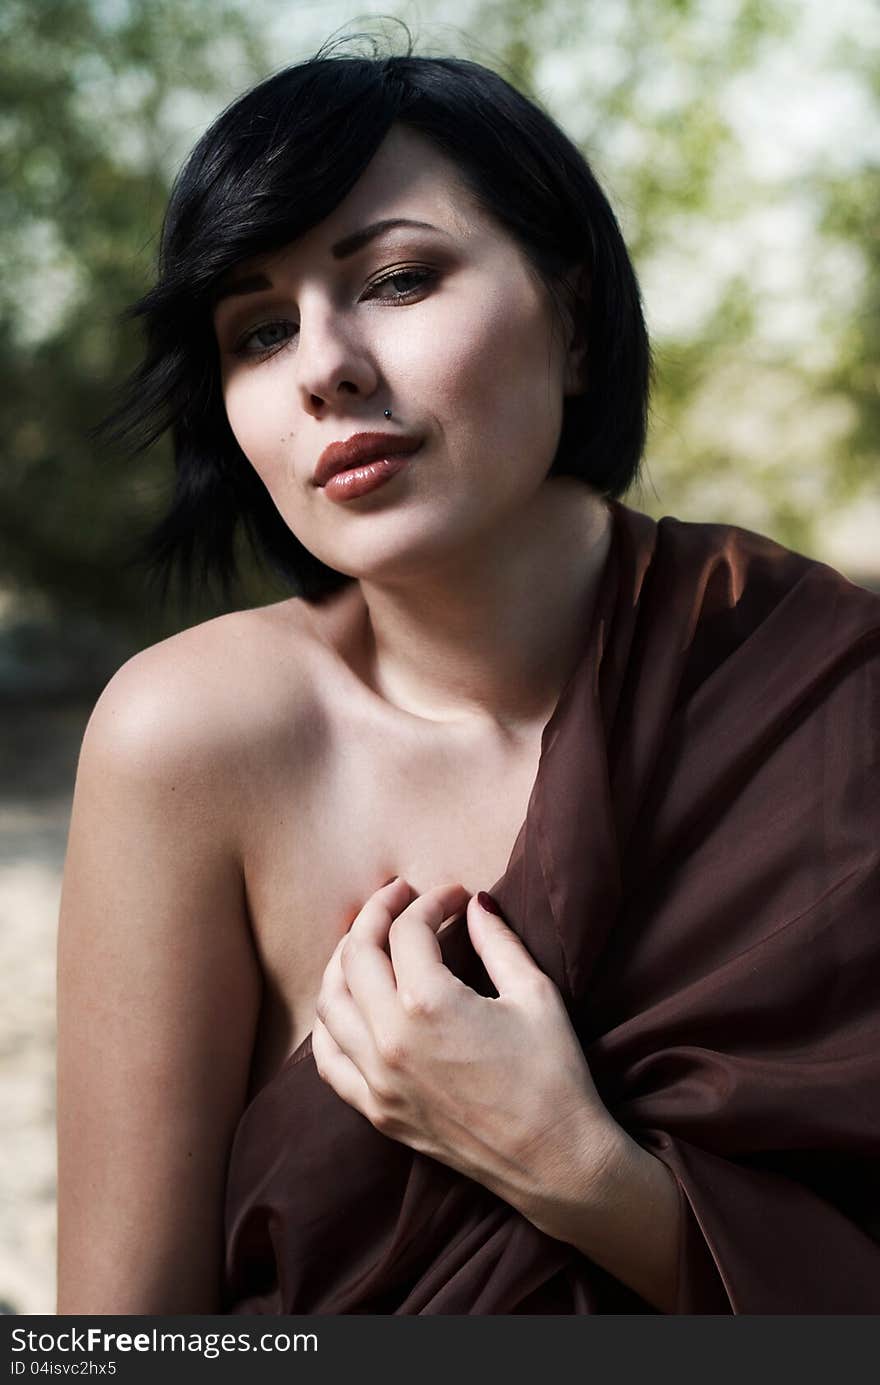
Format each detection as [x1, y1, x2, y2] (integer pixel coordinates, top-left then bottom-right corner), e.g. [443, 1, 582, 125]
[223, 497, 880, 1314]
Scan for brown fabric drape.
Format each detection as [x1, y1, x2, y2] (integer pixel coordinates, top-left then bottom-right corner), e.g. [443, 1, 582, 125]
[223, 498, 880, 1313]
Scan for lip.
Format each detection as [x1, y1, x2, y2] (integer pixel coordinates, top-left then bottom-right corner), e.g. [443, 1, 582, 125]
[313, 431, 422, 487]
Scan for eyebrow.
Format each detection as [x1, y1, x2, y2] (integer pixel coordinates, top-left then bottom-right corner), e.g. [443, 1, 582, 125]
[211, 218, 448, 308]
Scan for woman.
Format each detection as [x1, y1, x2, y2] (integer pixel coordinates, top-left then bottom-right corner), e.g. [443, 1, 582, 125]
[56, 46, 880, 1315]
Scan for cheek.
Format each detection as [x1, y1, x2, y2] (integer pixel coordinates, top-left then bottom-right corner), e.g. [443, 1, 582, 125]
[427, 286, 564, 464]
[222, 371, 291, 483]
[221, 368, 315, 544]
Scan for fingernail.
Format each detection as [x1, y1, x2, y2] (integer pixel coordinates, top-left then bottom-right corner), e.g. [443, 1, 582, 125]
[382, 874, 399, 887]
[477, 891, 503, 917]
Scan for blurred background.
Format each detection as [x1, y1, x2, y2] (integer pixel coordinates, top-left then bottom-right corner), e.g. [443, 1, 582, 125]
[1, 0, 877, 1313]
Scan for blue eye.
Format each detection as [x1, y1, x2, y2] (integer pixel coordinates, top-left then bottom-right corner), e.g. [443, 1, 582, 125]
[372, 268, 434, 296]
[235, 321, 296, 356]
[230, 267, 437, 362]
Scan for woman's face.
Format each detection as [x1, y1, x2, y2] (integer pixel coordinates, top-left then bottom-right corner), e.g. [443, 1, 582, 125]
[213, 124, 586, 585]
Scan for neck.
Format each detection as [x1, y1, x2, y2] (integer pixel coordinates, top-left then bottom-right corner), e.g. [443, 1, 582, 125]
[346, 479, 613, 737]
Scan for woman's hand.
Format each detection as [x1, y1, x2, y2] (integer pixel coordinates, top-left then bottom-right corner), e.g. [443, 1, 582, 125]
[310, 877, 624, 1215]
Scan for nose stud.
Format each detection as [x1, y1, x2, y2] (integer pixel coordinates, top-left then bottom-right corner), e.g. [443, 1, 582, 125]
[384, 408, 392, 419]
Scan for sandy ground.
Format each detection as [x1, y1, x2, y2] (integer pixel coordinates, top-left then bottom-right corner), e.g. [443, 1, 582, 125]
[0, 701, 93, 1315]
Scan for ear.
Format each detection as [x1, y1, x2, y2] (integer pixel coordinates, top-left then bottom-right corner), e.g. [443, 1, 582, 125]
[559, 264, 590, 397]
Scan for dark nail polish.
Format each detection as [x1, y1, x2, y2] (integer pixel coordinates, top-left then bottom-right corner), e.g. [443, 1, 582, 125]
[477, 890, 503, 917]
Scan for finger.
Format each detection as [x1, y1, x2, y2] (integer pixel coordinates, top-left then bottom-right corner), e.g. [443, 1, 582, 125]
[316, 936, 380, 1068]
[311, 1015, 373, 1114]
[339, 878, 414, 1024]
[466, 890, 543, 996]
[340, 937, 398, 1013]
[344, 881, 469, 1031]
[393, 881, 471, 937]
[387, 882, 471, 996]
[347, 876, 416, 946]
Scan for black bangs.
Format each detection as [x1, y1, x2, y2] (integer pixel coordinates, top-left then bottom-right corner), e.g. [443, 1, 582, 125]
[159, 63, 407, 307]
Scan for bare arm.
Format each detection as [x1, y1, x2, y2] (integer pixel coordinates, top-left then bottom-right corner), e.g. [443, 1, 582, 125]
[510, 1118, 682, 1313]
[56, 648, 262, 1314]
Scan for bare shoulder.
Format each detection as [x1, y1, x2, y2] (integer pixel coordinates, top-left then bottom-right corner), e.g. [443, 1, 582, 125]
[81, 598, 327, 822]
[56, 598, 330, 1311]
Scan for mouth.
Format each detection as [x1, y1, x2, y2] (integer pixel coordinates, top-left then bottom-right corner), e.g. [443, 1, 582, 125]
[313, 431, 423, 487]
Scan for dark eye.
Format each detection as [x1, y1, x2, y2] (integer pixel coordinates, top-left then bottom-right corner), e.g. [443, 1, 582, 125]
[367, 267, 436, 300]
[235, 320, 297, 356]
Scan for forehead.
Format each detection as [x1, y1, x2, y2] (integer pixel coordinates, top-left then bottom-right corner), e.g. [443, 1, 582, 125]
[215, 126, 490, 294]
[321, 124, 480, 236]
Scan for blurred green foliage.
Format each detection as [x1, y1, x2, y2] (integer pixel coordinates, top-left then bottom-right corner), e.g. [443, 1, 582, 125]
[1, 0, 270, 655]
[1, 0, 877, 671]
[477, 0, 878, 559]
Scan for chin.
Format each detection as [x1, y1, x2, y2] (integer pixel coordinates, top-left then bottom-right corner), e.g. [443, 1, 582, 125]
[306, 497, 463, 564]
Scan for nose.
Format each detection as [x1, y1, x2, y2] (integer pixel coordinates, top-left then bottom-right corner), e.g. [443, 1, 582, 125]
[295, 301, 379, 418]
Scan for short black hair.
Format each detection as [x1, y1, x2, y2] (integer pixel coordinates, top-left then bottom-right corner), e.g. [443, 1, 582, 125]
[102, 36, 651, 603]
